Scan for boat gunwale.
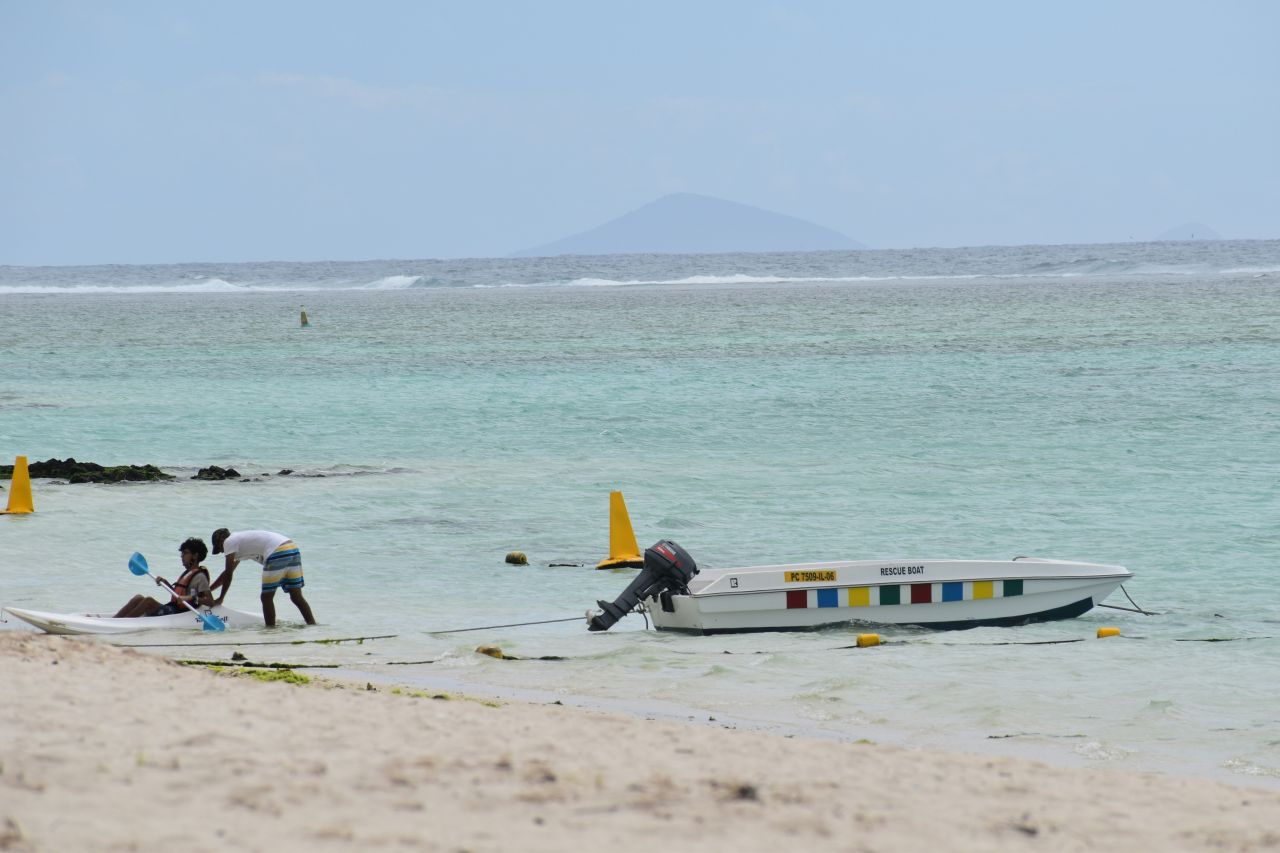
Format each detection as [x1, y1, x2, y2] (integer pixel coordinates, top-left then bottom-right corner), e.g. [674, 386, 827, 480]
[689, 558, 1127, 573]
[681, 571, 1132, 599]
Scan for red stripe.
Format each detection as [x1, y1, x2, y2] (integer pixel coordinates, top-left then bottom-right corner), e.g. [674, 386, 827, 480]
[786, 590, 808, 609]
[910, 583, 932, 604]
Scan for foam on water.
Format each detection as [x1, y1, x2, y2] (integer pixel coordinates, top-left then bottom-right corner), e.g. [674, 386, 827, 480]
[363, 274, 423, 289]
[0, 277, 247, 294]
[3, 239, 1278, 294]
[1, 240, 1278, 788]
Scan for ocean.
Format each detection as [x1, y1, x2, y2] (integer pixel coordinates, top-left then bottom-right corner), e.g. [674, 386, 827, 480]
[2, 240, 1278, 788]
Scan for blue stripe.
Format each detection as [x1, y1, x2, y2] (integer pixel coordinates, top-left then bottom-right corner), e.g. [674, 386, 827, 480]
[264, 549, 301, 568]
[942, 582, 963, 602]
[817, 588, 838, 608]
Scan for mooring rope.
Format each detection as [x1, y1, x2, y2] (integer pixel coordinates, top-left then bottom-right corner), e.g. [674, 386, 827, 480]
[1097, 603, 1146, 613]
[1122, 584, 1157, 614]
[426, 616, 583, 635]
[1097, 585, 1158, 615]
[178, 659, 341, 668]
[117, 634, 397, 648]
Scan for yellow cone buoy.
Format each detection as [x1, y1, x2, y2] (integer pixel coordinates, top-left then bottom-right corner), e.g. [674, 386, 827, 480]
[1097, 626, 1121, 638]
[1, 455, 34, 514]
[596, 490, 644, 569]
[856, 633, 881, 648]
[505, 551, 528, 565]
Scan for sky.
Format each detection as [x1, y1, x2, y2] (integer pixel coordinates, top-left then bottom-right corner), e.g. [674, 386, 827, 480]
[2, 0, 1277, 265]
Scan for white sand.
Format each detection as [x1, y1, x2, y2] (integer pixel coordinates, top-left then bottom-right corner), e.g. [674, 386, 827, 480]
[3, 632, 1279, 852]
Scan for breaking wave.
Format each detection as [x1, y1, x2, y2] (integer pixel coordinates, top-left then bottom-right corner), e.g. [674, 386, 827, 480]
[362, 275, 423, 290]
[0, 278, 249, 295]
[2, 240, 1275, 294]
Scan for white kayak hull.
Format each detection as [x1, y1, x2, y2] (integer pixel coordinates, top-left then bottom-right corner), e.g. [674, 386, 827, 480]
[3, 605, 265, 635]
[646, 557, 1132, 634]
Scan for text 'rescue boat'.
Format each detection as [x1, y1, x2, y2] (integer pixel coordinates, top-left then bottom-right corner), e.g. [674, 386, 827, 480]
[587, 541, 1132, 635]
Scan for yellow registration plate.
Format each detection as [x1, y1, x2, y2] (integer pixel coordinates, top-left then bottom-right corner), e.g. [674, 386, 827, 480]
[784, 570, 837, 583]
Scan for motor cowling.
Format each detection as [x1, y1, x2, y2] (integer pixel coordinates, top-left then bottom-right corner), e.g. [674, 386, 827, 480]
[587, 540, 698, 631]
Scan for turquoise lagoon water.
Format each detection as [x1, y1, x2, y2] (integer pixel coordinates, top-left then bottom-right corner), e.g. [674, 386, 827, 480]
[2, 241, 1278, 787]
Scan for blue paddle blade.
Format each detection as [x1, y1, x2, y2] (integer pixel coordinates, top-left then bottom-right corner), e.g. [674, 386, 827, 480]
[200, 612, 226, 632]
[128, 552, 150, 576]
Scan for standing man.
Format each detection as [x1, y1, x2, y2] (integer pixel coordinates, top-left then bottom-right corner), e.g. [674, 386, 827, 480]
[210, 528, 316, 627]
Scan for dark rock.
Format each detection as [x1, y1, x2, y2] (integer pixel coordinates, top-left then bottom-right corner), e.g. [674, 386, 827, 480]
[0, 458, 283, 484]
[278, 469, 294, 476]
[1, 457, 174, 483]
[192, 466, 242, 480]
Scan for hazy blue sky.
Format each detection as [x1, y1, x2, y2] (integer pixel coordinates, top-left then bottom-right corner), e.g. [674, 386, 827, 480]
[2, 1, 1277, 264]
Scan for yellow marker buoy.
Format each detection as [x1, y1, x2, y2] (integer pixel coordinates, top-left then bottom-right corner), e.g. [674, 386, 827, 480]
[476, 645, 508, 659]
[596, 490, 644, 569]
[1097, 626, 1121, 638]
[505, 551, 528, 565]
[856, 633, 881, 647]
[1, 455, 34, 514]
[300, 307, 310, 328]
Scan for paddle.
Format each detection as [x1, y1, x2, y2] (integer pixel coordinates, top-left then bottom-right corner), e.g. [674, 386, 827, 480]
[127, 552, 225, 632]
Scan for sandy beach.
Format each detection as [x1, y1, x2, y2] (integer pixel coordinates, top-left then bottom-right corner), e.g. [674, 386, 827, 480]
[2, 633, 1278, 852]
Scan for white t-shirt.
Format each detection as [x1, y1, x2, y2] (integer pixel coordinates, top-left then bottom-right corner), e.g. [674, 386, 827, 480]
[223, 530, 291, 565]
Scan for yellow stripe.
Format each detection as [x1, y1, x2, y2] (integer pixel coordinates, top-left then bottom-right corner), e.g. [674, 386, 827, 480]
[784, 570, 837, 583]
[973, 581, 993, 600]
[848, 587, 870, 607]
[271, 540, 297, 554]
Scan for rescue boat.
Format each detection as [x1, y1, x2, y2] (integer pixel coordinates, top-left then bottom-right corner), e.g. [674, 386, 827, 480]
[588, 541, 1131, 635]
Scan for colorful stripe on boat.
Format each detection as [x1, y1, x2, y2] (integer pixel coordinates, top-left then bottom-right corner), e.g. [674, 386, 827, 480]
[784, 580, 1027, 609]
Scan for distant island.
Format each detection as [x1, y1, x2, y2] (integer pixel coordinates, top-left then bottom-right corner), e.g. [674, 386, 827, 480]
[1157, 222, 1222, 241]
[511, 192, 866, 257]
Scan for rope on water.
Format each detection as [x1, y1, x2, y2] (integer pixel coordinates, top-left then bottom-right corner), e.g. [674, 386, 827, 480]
[937, 638, 1089, 646]
[832, 634, 1277, 648]
[177, 659, 341, 669]
[1099, 585, 1158, 615]
[426, 616, 583, 635]
[117, 634, 397, 648]
[1097, 603, 1148, 614]
[385, 659, 440, 665]
[831, 637, 1090, 649]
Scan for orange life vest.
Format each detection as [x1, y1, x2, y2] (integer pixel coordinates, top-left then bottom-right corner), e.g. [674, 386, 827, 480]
[171, 567, 210, 606]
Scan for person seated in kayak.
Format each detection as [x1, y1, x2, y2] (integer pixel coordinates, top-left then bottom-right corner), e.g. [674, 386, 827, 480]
[113, 537, 214, 618]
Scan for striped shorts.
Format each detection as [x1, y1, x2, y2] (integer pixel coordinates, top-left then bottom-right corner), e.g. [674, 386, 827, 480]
[261, 541, 305, 593]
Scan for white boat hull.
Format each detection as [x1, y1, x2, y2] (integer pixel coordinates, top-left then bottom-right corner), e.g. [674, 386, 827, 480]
[3, 605, 265, 635]
[644, 557, 1131, 634]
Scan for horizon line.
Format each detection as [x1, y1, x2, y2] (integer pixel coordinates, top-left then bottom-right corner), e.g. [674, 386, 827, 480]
[4, 235, 1271, 270]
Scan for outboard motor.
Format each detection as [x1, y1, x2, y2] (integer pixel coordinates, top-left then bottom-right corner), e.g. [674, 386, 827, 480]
[587, 540, 698, 631]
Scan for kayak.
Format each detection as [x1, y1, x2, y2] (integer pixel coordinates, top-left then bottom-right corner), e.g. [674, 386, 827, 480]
[3, 605, 265, 635]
